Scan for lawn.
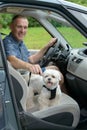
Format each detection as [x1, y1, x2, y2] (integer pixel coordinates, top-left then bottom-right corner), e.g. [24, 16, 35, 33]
[1, 27, 87, 49]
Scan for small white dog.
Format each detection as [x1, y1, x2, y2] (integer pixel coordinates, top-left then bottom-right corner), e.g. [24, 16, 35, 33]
[38, 69, 62, 110]
[26, 73, 43, 110]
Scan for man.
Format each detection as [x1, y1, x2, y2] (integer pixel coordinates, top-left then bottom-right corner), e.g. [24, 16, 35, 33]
[3, 15, 64, 87]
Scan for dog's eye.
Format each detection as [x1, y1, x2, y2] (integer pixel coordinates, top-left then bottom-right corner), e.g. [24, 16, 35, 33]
[52, 75, 55, 78]
[45, 75, 48, 78]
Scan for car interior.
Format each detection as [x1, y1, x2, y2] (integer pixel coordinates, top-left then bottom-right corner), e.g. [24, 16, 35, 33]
[0, 2, 87, 130]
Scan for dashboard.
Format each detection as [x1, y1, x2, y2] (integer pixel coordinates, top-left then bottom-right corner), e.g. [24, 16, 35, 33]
[67, 48, 87, 81]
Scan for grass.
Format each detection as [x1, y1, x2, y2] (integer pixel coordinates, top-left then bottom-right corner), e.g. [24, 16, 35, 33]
[1, 26, 87, 49]
[24, 27, 51, 49]
[58, 26, 87, 48]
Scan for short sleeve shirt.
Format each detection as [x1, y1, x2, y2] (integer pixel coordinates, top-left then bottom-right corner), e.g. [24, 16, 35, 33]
[3, 33, 31, 62]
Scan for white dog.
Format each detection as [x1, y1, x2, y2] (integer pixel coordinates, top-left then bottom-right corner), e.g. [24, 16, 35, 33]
[26, 73, 43, 110]
[38, 69, 62, 110]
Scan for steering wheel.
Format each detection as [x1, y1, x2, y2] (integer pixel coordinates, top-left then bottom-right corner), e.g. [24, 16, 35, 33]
[39, 44, 70, 68]
[39, 45, 59, 67]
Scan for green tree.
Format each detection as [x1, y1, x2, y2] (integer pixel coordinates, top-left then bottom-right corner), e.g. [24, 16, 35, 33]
[0, 14, 13, 28]
[28, 17, 41, 27]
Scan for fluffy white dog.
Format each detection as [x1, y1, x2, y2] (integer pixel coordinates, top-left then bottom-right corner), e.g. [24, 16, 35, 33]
[38, 69, 62, 110]
[26, 73, 43, 110]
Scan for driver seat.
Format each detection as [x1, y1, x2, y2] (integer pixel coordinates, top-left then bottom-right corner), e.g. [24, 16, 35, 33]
[7, 61, 80, 127]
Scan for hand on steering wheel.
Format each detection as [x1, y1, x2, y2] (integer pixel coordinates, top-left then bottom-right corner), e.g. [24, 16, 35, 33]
[39, 45, 58, 67]
[39, 42, 70, 67]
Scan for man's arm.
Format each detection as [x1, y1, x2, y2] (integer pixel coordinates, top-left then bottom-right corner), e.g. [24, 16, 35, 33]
[7, 55, 42, 74]
[29, 38, 57, 64]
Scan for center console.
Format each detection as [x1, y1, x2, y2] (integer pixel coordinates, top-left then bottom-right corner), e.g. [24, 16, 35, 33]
[67, 48, 87, 81]
[66, 48, 87, 107]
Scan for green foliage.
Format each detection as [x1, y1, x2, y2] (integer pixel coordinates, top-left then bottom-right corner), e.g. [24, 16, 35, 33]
[28, 17, 41, 27]
[66, 0, 87, 6]
[49, 19, 63, 27]
[0, 14, 13, 28]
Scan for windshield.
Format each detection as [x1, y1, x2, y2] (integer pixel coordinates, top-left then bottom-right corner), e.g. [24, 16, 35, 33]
[68, 8, 87, 29]
[47, 11, 87, 48]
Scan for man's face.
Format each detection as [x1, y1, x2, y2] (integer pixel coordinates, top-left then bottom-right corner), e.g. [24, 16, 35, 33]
[10, 17, 28, 41]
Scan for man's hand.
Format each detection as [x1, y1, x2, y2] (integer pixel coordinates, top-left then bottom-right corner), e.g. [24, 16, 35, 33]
[27, 63, 42, 75]
[47, 38, 57, 48]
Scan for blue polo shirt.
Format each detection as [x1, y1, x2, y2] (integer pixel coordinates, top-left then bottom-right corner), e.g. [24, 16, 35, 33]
[3, 33, 46, 72]
[3, 33, 31, 62]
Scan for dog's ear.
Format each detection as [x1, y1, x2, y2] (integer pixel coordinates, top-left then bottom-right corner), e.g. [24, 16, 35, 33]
[57, 72, 61, 81]
[59, 76, 61, 81]
[58, 75, 61, 81]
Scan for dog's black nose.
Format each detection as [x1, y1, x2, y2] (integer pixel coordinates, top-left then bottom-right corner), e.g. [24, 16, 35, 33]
[48, 78, 51, 81]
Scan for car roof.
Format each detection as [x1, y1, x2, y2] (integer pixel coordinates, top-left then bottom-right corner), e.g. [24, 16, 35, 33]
[0, 0, 87, 10]
[0, 0, 87, 13]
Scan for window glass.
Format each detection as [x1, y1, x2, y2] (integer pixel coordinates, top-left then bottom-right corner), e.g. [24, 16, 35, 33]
[69, 9, 87, 28]
[24, 17, 52, 49]
[47, 13, 87, 48]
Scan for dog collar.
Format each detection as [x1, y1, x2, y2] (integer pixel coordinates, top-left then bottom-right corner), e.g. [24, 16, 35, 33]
[43, 85, 57, 100]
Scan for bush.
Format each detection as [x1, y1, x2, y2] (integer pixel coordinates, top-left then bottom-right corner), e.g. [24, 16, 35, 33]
[0, 14, 13, 28]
